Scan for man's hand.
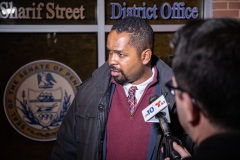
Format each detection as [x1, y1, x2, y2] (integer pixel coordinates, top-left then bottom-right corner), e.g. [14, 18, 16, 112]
[162, 142, 191, 160]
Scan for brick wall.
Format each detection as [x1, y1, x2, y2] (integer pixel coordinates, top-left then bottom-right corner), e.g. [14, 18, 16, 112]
[213, 0, 240, 18]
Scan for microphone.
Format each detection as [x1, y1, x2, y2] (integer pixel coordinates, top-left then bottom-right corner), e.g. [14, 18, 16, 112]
[142, 94, 170, 123]
[148, 95, 183, 160]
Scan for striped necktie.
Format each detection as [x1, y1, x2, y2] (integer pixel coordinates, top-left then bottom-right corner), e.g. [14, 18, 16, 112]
[127, 86, 138, 114]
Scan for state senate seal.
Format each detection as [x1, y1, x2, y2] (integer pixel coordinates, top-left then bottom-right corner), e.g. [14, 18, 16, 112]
[3, 60, 82, 141]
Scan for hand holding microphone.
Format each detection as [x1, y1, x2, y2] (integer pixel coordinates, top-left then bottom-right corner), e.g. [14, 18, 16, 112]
[147, 95, 184, 160]
[156, 112, 183, 160]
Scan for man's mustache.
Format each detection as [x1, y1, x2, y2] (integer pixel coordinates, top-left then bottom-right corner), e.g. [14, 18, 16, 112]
[109, 65, 122, 72]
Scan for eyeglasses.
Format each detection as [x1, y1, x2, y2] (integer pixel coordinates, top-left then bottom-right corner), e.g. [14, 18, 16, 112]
[165, 80, 186, 96]
[165, 80, 200, 111]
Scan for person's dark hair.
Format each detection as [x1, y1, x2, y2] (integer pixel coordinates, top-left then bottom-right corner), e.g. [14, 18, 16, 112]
[111, 16, 154, 55]
[171, 18, 240, 130]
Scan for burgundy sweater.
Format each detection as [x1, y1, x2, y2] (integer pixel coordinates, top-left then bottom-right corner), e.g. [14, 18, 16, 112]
[106, 75, 158, 160]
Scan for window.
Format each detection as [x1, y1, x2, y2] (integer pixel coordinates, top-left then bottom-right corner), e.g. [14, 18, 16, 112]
[0, 0, 212, 81]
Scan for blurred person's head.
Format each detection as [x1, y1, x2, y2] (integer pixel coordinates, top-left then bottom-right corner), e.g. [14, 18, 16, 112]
[107, 16, 154, 85]
[169, 18, 240, 144]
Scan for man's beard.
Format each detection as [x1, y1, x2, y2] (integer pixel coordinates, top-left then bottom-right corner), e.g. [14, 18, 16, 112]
[110, 65, 128, 85]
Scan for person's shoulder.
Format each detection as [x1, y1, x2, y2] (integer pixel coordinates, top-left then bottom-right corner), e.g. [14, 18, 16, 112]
[76, 62, 111, 96]
[93, 61, 110, 75]
[153, 56, 173, 82]
[78, 62, 110, 88]
[156, 58, 172, 72]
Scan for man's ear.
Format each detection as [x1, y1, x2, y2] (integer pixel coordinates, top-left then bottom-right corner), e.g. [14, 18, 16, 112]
[181, 93, 200, 126]
[141, 49, 152, 64]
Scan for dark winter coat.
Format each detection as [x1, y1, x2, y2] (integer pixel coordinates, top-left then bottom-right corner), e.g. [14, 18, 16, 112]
[51, 55, 194, 160]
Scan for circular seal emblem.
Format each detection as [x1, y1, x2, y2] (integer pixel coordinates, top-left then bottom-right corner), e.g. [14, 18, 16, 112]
[3, 60, 82, 141]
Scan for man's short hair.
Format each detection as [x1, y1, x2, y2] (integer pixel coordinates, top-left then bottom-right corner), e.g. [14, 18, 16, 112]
[111, 16, 154, 55]
[171, 18, 240, 130]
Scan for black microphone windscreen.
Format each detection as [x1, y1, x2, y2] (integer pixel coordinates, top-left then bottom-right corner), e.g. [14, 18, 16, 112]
[148, 95, 159, 104]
